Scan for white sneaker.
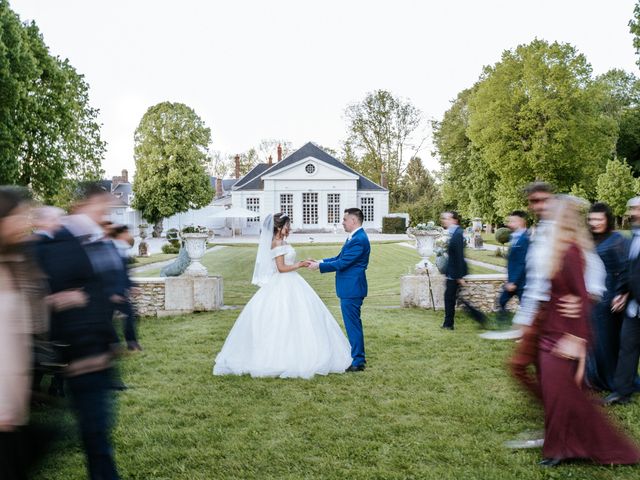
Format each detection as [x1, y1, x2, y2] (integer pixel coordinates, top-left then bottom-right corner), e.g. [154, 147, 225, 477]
[479, 328, 524, 340]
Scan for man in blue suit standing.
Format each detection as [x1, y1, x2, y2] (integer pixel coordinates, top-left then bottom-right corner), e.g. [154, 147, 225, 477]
[497, 210, 530, 326]
[308, 208, 370, 372]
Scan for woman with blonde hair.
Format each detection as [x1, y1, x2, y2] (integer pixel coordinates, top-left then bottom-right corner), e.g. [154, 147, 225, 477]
[537, 195, 640, 466]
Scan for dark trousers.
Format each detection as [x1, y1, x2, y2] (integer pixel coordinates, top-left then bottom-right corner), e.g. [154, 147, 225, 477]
[443, 279, 485, 328]
[613, 313, 640, 396]
[340, 297, 365, 367]
[115, 301, 138, 343]
[0, 431, 27, 480]
[497, 288, 523, 324]
[67, 369, 120, 480]
[0, 426, 56, 480]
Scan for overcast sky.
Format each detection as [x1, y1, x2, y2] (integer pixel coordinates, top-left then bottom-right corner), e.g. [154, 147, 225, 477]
[8, 0, 640, 177]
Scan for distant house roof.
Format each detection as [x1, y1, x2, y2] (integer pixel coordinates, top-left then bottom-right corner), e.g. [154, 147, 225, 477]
[231, 163, 271, 190]
[99, 180, 112, 192]
[233, 142, 386, 192]
[209, 177, 239, 196]
[112, 182, 132, 195]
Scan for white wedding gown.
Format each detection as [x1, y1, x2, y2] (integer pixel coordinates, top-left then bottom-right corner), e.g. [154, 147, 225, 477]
[213, 244, 352, 379]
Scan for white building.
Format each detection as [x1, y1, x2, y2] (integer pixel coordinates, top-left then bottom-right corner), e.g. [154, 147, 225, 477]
[231, 142, 389, 234]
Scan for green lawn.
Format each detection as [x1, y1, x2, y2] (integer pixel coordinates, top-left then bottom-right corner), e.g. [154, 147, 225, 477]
[464, 248, 508, 268]
[130, 252, 177, 267]
[32, 244, 640, 479]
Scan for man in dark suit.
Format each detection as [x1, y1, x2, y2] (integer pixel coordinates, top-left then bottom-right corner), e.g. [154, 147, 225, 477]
[440, 211, 486, 330]
[497, 210, 530, 326]
[606, 196, 640, 405]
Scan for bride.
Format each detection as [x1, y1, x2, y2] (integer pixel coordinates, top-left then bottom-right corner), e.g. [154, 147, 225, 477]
[212, 213, 352, 378]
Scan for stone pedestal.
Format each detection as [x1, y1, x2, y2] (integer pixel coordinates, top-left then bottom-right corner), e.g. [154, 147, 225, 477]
[164, 275, 223, 314]
[400, 266, 445, 310]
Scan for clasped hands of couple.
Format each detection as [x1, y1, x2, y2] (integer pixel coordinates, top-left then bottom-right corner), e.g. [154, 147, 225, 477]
[295, 259, 321, 271]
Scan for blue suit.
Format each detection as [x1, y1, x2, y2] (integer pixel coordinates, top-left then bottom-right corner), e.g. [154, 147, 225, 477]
[319, 228, 370, 367]
[498, 229, 529, 322]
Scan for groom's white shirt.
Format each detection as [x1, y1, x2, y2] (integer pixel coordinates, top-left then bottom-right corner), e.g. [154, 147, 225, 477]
[319, 227, 363, 264]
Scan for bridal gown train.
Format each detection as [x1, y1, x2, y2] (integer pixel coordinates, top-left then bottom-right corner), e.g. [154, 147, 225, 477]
[213, 244, 352, 379]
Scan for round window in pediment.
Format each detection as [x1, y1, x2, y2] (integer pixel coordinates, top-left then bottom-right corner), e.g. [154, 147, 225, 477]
[305, 163, 316, 174]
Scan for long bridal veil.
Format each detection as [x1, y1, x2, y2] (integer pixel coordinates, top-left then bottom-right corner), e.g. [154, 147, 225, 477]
[251, 214, 276, 287]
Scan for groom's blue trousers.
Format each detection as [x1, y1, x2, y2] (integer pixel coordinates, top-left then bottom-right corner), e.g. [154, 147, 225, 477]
[340, 297, 365, 367]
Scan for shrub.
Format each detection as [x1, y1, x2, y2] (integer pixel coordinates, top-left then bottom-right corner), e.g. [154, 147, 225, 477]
[495, 227, 511, 245]
[161, 243, 180, 254]
[382, 216, 407, 234]
[166, 228, 180, 248]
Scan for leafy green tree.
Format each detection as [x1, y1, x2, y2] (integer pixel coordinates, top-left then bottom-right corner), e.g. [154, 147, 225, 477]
[568, 183, 590, 201]
[432, 88, 500, 223]
[596, 158, 637, 223]
[0, 1, 104, 202]
[132, 102, 214, 236]
[467, 40, 617, 215]
[344, 90, 422, 205]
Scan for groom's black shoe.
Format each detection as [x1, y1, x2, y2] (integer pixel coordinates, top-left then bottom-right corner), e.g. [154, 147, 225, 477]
[346, 364, 366, 373]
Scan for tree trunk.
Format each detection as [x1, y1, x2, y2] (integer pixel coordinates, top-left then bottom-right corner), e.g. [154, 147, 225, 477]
[152, 219, 163, 238]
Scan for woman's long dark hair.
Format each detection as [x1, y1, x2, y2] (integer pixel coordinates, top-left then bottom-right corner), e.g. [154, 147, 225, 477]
[589, 202, 614, 234]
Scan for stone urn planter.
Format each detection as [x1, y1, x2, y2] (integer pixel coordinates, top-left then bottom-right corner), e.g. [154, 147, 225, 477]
[182, 232, 209, 277]
[407, 223, 443, 270]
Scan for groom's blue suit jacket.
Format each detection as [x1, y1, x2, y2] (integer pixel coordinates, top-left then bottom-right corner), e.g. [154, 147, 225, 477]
[319, 228, 370, 299]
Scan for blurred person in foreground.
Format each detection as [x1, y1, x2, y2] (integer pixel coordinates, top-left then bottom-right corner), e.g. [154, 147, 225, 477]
[31, 206, 67, 398]
[37, 183, 122, 480]
[605, 197, 640, 405]
[0, 187, 49, 479]
[500, 183, 605, 450]
[586, 203, 627, 393]
[535, 195, 639, 467]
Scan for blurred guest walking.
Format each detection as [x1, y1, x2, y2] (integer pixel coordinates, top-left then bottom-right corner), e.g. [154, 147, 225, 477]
[606, 197, 640, 405]
[537, 196, 639, 466]
[0, 187, 48, 479]
[38, 184, 121, 480]
[586, 203, 627, 392]
[497, 210, 529, 327]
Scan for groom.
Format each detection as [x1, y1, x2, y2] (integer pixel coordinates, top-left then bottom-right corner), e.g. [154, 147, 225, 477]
[308, 208, 371, 372]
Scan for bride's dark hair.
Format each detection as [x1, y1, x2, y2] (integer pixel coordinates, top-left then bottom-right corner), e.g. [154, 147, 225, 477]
[273, 213, 290, 236]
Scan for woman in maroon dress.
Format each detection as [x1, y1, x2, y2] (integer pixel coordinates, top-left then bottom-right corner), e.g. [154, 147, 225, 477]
[538, 196, 640, 466]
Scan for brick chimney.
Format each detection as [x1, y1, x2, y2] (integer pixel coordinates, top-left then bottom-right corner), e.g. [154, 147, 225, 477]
[380, 164, 388, 189]
[277, 144, 283, 162]
[234, 154, 240, 179]
[121, 169, 129, 183]
[268, 155, 273, 167]
[215, 177, 223, 198]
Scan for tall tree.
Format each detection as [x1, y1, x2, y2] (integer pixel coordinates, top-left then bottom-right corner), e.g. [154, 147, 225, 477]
[132, 102, 214, 236]
[467, 40, 617, 215]
[0, 1, 105, 202]
[596, 158, 637, 222]
[344, 90, 422, 205]
[433, 87, 500, 223]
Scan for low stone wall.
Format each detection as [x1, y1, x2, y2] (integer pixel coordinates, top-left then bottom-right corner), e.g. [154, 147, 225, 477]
[130, 276, 224, 316]
[131, 278, 166, 316]
[400, 273, 519, 312]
